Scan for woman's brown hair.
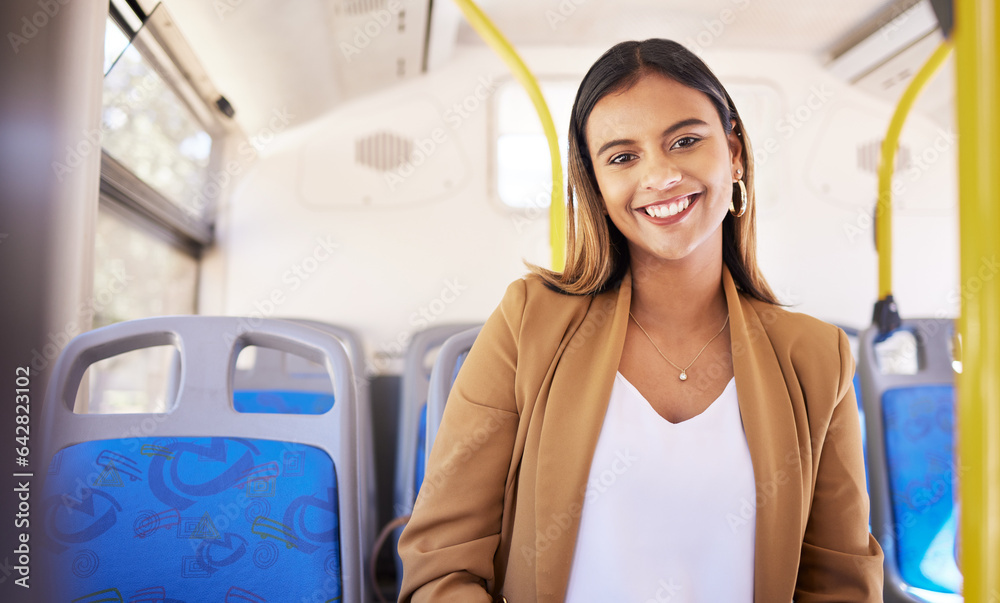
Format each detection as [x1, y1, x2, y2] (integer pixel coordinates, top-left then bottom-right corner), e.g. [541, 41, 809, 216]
[530, 39, 779, 304]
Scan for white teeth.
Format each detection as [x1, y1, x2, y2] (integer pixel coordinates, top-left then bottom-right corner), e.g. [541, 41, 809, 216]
[644, 195, 692, 218]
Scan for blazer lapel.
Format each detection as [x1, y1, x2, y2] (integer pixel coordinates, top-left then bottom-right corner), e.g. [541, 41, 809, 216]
[533, 272, 633, 603]
[724, 267, 804, 601]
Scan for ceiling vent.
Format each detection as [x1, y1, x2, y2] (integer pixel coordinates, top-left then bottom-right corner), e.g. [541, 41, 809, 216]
[857, 139, 913, 174]
[338, 0, 389, 17]
[354, 131, 414, 172]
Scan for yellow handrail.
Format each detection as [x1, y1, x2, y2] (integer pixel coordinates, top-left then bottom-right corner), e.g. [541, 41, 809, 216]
[450, 0, 566, 271]
[955, 0, 1000, 597]
[876, 41, 953, 299]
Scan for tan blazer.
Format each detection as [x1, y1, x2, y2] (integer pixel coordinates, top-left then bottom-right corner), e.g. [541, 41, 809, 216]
[398, 267, 883, 602]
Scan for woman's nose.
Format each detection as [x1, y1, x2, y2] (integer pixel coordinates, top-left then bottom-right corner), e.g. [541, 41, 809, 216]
[641, 152, 682, 191]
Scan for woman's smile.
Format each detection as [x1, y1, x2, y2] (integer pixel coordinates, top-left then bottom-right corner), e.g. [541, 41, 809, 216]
[636, 191, 701, 222]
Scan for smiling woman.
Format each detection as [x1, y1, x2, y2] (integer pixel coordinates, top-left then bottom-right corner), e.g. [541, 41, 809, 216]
[531, 39, 775, 303]
[398, 38, 883, 603]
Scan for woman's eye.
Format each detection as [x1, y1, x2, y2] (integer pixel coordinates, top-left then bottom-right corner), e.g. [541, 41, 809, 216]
[609, 153, 636, 165]
[672, 136, 700, 149]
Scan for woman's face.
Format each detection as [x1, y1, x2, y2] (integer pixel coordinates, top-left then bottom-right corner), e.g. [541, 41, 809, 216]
[585, 71, 742, 270]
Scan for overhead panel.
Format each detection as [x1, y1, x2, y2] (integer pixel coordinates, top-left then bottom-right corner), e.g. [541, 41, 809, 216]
[827, 0, 953, 121]
[297, 94, 470, 208]
[329, 0, 430, 99]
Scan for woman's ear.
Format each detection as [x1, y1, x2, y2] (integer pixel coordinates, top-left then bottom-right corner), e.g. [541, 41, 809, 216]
[728, 119, 744, 178]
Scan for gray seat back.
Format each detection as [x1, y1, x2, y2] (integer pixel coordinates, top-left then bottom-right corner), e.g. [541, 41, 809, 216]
[39, 316, 367, 603]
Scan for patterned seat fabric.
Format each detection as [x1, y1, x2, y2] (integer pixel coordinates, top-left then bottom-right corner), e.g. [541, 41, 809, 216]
[41, 436, 341, 603]
[882, 385, 961, 594]
[233, 390, 336, 415]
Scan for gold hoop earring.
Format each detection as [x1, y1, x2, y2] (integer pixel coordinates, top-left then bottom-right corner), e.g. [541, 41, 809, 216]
[730, 179, 747, 217]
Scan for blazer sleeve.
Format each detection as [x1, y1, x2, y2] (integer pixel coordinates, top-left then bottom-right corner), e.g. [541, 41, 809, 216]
[397, 279, 526, 603]
[795, 328, 884, 601]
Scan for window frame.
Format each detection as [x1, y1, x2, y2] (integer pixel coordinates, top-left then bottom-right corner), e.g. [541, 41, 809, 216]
[96, 1, 242, 321]
[100, 2, 236, 249]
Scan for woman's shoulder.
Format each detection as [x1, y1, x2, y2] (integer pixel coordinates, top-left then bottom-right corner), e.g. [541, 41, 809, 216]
[492, 273, 611, 331]
[501, 272, 603, 308]
[745, 296, 851, 373]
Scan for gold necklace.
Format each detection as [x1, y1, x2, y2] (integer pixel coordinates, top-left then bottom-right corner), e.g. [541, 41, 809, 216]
[628, 311, 730, 381]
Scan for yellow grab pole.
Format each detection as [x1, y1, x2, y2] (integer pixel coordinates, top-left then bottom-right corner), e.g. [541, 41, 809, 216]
[956, 0, 1000, 598]
[876, 41, 953, 300]
[451, 0, 566, 271]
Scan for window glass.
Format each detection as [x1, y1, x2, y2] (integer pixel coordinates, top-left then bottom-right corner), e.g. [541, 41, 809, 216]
[84, 208, 197, 413]
[93, 207, 198, 328]
[101, 38, 213, 219]
[494, 80, 577, 209]
[103, 16, 130, 75]
[77, 346, 179, 414]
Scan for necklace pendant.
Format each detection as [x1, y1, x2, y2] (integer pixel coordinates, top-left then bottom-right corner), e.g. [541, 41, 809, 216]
[679, 371, 688, 381]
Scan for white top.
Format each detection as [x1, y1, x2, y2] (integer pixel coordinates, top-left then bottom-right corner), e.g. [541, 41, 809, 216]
[564, 373, 756, 603]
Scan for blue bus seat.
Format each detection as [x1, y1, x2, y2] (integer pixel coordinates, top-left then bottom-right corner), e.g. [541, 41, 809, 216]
[831, 324, 869, 499]
[838, 324, 872, 507]
[425, 328, 482, 468]
[392, 323, 481, 519]
[853, 371, 872, 509]
[391, 323, 480, 589]
[414, 345, 472, 499]
[859, 319, 962, 602]
[232, 318, 376, 569]
[38, 317, 367, 603]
